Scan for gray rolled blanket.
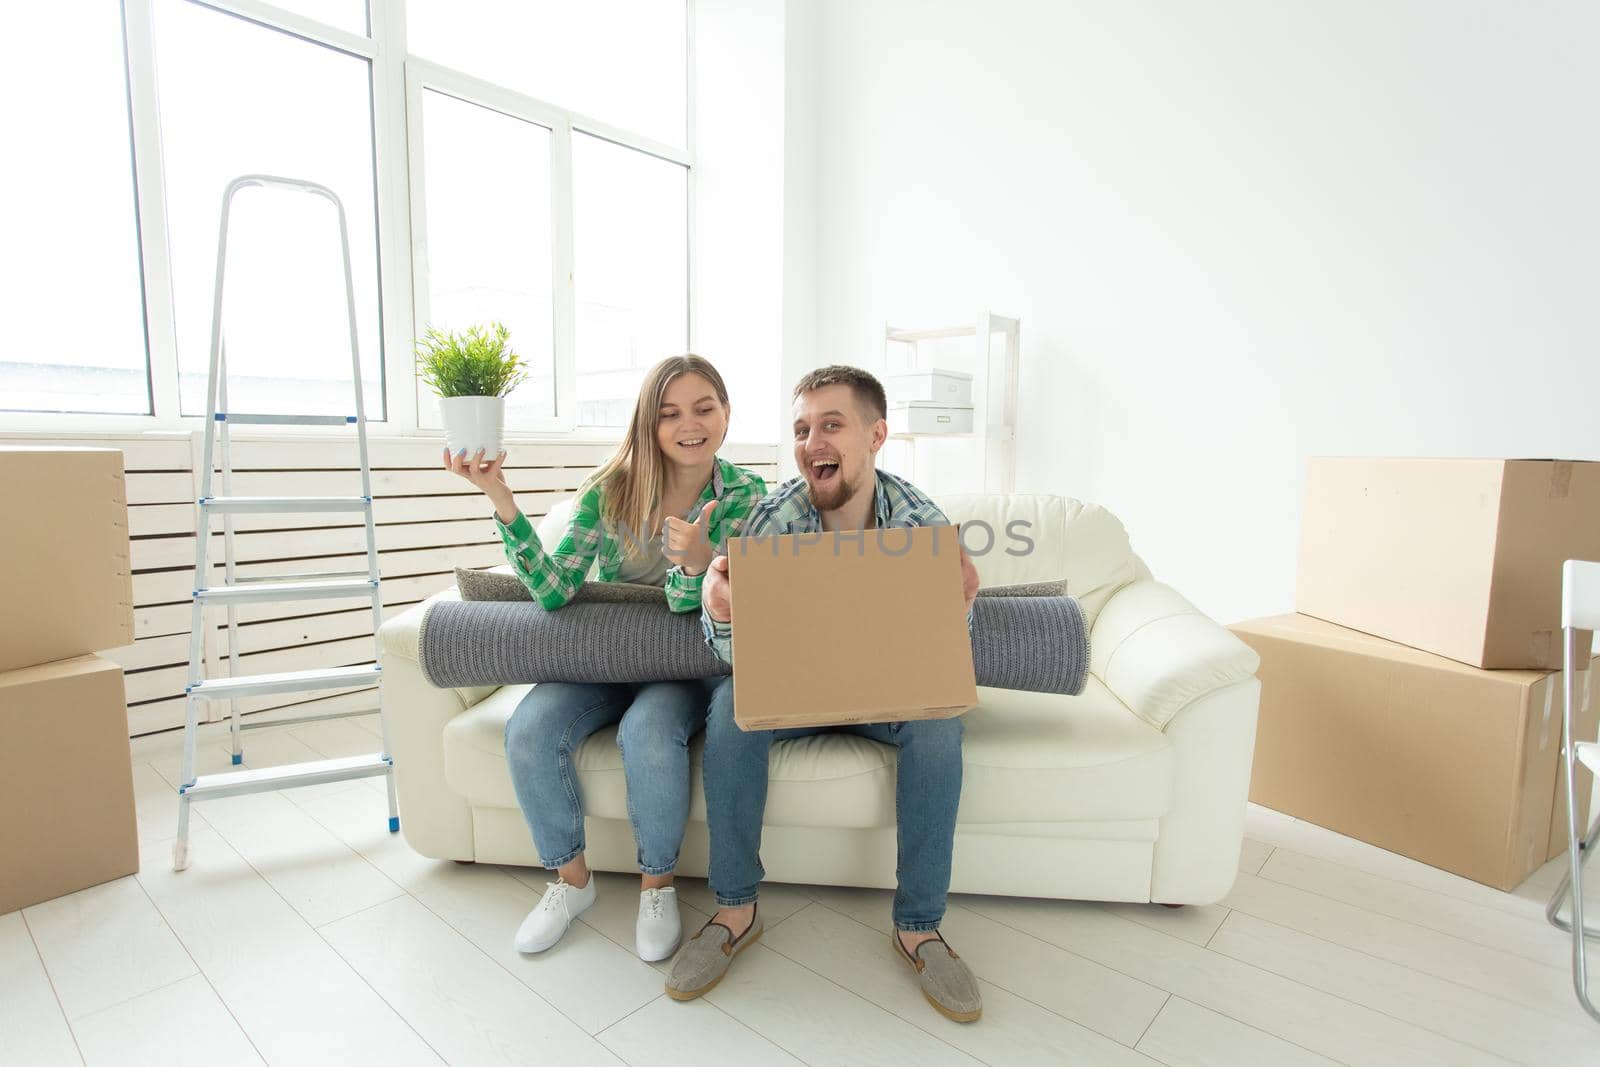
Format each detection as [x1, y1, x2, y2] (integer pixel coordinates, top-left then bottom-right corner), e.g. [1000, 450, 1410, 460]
[417, 595, 1088, 696]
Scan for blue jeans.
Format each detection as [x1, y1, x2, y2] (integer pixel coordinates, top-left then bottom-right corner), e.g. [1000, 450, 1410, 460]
[505, 679, 714, 875]
[701, 676, 965, 931]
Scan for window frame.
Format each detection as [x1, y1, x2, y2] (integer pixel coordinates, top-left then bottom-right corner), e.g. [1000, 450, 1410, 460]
[0, 0, 695, 440]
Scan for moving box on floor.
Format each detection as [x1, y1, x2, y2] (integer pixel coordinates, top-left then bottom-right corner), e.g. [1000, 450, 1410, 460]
[1296, 457, 1600, 670]
[0, 656, 139, 913]
[1232, 613, 1598, 891]
[0, 447, 134, 673]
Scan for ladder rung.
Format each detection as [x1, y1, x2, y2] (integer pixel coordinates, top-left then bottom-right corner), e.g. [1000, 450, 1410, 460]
[1578, 742, 1600, 774]
[227, 570, 370, 584]
[195, 577, 377, 605]
[180, 753, 391, 802]
[187, 664, 381, 700]
[216, 413, 358, 426]
[201, 496, 371, 514]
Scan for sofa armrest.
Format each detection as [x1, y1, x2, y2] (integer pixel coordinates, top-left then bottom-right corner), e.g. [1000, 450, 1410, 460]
[378, 590, 500, 860]
[379, 587, 500, 709]
[1090, 580, 1260, 732]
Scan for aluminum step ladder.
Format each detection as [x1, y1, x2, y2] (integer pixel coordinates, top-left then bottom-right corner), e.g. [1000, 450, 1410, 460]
[173, 174, 398, 871]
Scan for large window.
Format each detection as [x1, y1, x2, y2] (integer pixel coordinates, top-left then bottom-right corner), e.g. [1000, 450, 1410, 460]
[572, 133, 689, 427]
[1, 0, 692, 434]
[0, 2, 149, 415]
[407, 0, 687, 148]
[413, 86, 556, 426]
[151, 0, 384, 418]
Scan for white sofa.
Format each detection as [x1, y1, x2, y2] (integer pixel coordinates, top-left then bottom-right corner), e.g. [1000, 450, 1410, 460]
[379, 492, 1262, 905]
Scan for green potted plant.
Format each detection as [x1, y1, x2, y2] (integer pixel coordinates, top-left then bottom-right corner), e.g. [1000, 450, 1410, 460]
[414, 322, 528, 457]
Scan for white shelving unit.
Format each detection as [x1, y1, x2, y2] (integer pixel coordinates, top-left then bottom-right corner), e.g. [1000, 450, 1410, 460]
[882, 312, 1020, 493]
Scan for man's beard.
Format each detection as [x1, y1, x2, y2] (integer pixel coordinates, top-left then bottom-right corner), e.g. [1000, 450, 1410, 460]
[810, 469, 858, 512]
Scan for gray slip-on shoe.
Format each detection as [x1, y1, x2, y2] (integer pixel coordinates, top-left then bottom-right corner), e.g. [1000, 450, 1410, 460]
[896, 931, 982, 1023]
[665, 906, 763, 1001]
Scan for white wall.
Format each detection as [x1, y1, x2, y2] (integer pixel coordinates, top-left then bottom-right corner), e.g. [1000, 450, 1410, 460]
[692, 0, 787, 446]
[778, 0, 822, 481]
[804, 0, 1600, 624]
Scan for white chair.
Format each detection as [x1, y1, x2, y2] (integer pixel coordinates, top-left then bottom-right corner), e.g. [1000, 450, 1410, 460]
[1546, 559, 1600, 1023]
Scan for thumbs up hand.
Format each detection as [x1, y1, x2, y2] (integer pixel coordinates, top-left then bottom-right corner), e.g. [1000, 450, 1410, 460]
[663, 498, 720, 576]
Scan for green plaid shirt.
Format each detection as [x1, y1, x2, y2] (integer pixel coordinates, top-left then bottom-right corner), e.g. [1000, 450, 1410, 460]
[494, 456, 767, 613]
[702, 468, 952, 662]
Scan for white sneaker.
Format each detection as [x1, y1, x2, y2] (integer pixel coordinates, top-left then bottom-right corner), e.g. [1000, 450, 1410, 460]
[636, 886, 682, 962]
[514, 878, 597, 954]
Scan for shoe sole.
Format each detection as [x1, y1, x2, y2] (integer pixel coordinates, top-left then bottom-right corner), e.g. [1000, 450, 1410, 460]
[664, 924, 764, 1001]
[638, 937, 681, 963]
[921, 987, 982, 1024]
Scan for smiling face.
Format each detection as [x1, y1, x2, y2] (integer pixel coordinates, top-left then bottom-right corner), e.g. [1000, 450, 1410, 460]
[655, 372, 729, 468]
[792, 382, 887, 513]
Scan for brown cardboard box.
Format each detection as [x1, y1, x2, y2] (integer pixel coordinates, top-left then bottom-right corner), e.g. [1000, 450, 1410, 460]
[0, 448, 135, 673]
[1232, 613, 1596, 891]
[727, 524, 977, 730]
[1296, 457, 1600, 670]
[0, 655, 139, 913]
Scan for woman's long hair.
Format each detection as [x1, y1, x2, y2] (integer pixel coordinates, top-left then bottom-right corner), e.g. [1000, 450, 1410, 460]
[582, 354, 731, 557]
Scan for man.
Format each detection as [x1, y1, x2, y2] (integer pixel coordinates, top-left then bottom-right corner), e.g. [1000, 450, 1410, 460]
[664, 365, 984, 1023]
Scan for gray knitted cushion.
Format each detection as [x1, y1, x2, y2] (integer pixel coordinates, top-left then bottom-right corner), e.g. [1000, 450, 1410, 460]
[975, 578, 1068, 599]
[417, 595, 1087, 696]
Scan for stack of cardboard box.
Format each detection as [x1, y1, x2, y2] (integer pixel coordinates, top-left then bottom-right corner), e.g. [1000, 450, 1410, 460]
[1233, 458, 1600, 891]
[1, 448, 140, 913]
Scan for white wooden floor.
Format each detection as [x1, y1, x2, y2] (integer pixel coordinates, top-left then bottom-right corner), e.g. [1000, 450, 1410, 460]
[5, 713, 1600, 1067]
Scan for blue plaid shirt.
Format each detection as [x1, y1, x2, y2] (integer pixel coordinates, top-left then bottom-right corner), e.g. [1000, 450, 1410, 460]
[701, 467, 953, 663]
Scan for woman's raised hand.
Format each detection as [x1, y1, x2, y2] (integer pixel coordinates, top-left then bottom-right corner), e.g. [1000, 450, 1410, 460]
[444, 447, 517, 524]
[663, 497, 720, 576]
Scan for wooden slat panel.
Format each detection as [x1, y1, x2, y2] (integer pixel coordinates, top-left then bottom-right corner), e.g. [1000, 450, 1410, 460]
[222, 466, 584, 498]
[226, 436, 620, 470]
[134, 603, 197, 641]
[129, 517, 501, 571]
[103, 634, 191, 672]
[127, 471, 197, 505]
[226, 635, 377, 677]
[0, 432, 191, 471]
[126, 685, 382, 737]
[130, 503, 198, 537]
[126, 664, 190, 704]
[128, 494, 558, 537]
[223, 601, 418, 654]
[135, 572, 454, 639]
[131, 542, 505, 606]
[128, 699, 187, 736]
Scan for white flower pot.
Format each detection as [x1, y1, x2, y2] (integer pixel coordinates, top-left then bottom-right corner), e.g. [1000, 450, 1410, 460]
[439, 395, 506, 457]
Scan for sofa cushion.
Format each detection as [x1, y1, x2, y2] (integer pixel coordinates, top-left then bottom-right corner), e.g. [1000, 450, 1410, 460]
[935, 493, 1139, 627]
[441, 675, 1174, 828]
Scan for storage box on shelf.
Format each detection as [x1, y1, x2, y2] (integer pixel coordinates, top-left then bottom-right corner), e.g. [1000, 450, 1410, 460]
[887, 403, 975, 436]
[885, 368, 974, 407]
[881, 314, 1019, 493]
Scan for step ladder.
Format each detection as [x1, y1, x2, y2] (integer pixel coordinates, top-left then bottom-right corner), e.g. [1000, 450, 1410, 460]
[173, 174, 399, 871]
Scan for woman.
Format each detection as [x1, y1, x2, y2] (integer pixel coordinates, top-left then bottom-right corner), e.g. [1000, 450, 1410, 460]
[445, 355, 765, 961]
